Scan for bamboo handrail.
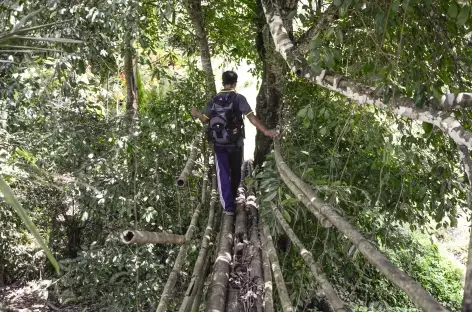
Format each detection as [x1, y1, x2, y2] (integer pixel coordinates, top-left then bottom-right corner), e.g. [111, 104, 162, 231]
[274, 139, 448, 312]
[270, 202, 349, 312]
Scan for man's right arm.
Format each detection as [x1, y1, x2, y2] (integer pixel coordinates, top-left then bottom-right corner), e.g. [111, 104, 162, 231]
[191, 107, 209, 124]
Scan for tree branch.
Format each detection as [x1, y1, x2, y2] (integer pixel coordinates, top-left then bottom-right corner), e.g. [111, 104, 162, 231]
[261, 0, 472, 149]
[295, 4, 337, 55]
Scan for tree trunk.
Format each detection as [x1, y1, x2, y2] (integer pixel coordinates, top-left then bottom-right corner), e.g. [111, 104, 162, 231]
[254, 0, 285, 167]
[124, 31, 138, 117]
[184, 0, 216, 96]
[458, 146, 472, 312]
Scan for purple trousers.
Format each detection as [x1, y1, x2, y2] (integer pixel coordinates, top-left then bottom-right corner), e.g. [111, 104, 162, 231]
[214, 145, 243, 212]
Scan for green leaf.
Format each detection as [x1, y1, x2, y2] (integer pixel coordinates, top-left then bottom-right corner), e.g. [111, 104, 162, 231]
[392, 0, 400, 12]
[307, 106, 314, 120]
[334, 0, 343, 6]
[283, 209, 292, 223]
[287, 9, 297, 19]
[297, 107, 308, 118]
[0, 176, 59, 273]
[264, 191, 277, 202]
[12, 9, 43, 32]
[457, 5, 470, 26]
[324, 50, 335, 68]
[448, 2, 458, 18]
[422, 122, 433, 134]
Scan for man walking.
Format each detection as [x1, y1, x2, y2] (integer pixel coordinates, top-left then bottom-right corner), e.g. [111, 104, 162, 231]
[191, 71, 278, 215]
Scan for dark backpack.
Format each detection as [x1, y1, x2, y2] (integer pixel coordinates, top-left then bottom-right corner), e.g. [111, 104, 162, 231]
[207, 91, 244, 146]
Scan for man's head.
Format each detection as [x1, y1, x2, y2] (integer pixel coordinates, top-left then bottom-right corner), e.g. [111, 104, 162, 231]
[222, 71, 238, 88]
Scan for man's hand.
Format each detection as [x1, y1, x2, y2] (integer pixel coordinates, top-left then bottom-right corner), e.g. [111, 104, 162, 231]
[191, 107, 201, 118]
[191, 107, 209, 124]
[264, 129, 279, 138]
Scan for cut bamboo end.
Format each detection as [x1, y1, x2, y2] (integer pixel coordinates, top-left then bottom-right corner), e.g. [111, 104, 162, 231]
[121, 230, 186, 245]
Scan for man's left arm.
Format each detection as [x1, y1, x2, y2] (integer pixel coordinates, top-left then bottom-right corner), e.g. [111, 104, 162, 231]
[247, 114, 279, 138]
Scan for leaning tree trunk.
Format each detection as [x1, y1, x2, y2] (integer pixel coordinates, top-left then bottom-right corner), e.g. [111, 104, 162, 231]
[458, 146, 472, 312]
[184, 0, 216, 95]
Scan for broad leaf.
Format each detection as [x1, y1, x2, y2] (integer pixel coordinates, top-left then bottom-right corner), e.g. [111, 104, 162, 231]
[0, 176, 59, 273]
[457, 5, 470, 26]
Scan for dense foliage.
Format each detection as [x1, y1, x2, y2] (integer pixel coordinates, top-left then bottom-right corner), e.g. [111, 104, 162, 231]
[1, 0, 471, 311]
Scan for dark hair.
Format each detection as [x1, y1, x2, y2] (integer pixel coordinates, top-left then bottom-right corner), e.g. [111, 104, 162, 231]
[222, 71, 238, 85]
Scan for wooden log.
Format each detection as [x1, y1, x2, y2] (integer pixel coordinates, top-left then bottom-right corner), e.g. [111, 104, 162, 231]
[273, 139, 448, 312]
[121, 230, 186, 245]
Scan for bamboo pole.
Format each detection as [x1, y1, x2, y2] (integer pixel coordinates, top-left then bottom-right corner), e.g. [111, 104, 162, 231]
[191, 253, 210, 312]
[249, 204, 264, 311]
[177, 131, 203, 187]
[261, 221, 294, 312]
[273, 139, 448, 312]
[155, 202, 202, 312]
[121, 230, 186, 245]
[269, 202, 349, 311]
[206, 213, 235, 311]
[179, 175, 217, 312]
[276, 162, 332, 228]
[261, 243, 274, 312]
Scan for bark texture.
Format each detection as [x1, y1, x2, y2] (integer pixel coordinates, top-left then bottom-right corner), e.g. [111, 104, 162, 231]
[261, 222, 293, 312]
[183, 0, 216, 95]
[177, 131, 203, 187]
[156, 202, 203, 312]
[273, 139, 448, 312]
[254, 0, 285, 167]
[124, 31, 138, 116]
[261, 0, 472, 149]
[269, 202, 348, 312]
[458, 146, 472, 312]
[179, 175, 217, 312]
[121, 230, 186, 245]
